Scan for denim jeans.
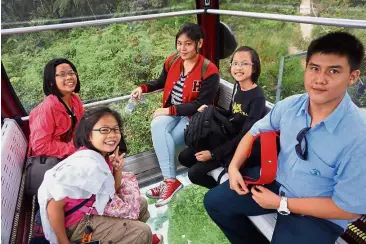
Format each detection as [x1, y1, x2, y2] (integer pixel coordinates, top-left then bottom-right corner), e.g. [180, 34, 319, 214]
[151, 115, 189, 179]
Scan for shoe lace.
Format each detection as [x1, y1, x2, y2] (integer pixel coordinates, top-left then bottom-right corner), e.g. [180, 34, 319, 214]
[160, 182, 170, 198]
[151, 183, 164, 195]
[161, 180, 180, 199]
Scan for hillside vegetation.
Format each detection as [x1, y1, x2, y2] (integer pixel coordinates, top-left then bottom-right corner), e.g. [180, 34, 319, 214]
[2, 0, 365, 155]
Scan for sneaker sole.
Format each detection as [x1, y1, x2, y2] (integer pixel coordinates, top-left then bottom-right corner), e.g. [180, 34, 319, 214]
[145, 193, 160, 199]
[155, 184, 183, 208]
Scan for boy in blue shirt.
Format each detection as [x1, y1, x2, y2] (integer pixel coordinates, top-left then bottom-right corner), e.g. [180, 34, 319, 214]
[204, 32, 366, 244]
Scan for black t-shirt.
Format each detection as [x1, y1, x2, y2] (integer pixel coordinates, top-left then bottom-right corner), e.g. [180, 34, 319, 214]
[212, 83, 266, 162]
[230, 85, 266, 134]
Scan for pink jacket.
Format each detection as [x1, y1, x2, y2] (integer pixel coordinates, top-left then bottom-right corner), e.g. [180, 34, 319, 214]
[28, 94, 85, 159]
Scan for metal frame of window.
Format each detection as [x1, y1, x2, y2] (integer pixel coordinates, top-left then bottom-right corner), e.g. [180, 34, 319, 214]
[2, 3, 366, 244]
[2, 9, 365, 36]
[2, 6, 365, 122]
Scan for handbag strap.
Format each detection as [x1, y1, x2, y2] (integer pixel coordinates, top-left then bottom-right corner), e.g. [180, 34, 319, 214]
[243, 131, 279, 185]
[228, 82, 238, 111]
[65, 197, 92, 217]
[56, 96, 77, 142]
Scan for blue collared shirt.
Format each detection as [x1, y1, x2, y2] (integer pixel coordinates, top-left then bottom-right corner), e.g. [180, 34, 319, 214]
[250, 92, 366, 230]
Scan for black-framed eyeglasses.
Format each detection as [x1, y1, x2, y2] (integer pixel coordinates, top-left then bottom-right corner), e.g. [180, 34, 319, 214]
[92, 127, 122, 134]
[295, 127, 311, 160]
[230, 61, 254, 68]
[55, 71, 77, 78]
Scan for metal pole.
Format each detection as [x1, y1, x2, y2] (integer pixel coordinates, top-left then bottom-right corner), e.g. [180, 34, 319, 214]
[1, 10, 205, 35]
[276, 52, 307, 102]
[196, 0, 220, 67]
[206, 9, 366, 28]
[3, 9, 366, 35]
[276, 56, 285, 103]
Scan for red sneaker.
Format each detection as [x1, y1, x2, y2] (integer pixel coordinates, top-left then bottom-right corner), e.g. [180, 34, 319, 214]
[155, 179, 183, 207]
[152, 233, 163, 244]
[146, 182, 164, 199]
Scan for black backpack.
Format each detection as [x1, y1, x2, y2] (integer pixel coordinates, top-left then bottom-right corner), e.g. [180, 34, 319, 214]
[184, 105, 235, 152]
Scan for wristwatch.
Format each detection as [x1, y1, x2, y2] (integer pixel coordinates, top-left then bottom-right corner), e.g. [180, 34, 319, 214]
[277, 196, 290, 215]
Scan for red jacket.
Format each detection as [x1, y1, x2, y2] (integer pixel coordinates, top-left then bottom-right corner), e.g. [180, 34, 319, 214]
[28, 94, 85, 159]
[140, 54, 219, 116]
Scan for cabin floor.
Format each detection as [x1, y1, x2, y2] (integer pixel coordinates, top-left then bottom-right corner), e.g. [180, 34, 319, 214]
[141, 173, 268, 244]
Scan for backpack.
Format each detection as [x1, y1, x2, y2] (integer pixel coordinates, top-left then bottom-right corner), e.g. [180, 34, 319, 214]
[167, 53, 210, 80]
[184, 105, 235, 152]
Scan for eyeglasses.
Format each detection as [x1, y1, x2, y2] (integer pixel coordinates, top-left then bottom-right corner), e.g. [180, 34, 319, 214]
[92, 127, 122, 134]
[230, 62, 254, 68]
[295, 127, 311, 160]
[55, 71, 77, 78]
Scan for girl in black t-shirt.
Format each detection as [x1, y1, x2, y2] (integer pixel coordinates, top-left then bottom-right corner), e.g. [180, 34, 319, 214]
[179, 46, 266, 189]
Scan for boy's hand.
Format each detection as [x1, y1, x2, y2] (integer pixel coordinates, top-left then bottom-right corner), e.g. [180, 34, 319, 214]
[228, 165, 249, 195]
[251, 185, 281, 209]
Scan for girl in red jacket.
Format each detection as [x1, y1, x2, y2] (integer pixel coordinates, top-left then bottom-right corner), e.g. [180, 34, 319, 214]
[130, 23, 220, 207]
[29, 58, 85, 159]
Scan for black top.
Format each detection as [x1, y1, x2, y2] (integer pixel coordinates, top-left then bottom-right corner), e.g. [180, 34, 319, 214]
[212, 83, 266, 162]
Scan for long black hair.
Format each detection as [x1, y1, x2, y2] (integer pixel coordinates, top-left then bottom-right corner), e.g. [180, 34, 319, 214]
[43, 58, 80, 97]
[73, 107, 127, 154]
[175, 23, 205, 53]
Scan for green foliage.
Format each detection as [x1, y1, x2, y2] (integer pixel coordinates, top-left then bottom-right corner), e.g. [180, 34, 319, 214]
[168, 185, 230, 244]
[221, 0, 301, 15]
[2, 0, 365, 154]
[280, 57, 305, 99]
[219, 16, 304, 102]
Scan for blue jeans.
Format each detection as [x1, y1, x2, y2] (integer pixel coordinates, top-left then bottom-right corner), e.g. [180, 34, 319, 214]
[204, 167, 343, 244]
[151, 115, 189, 179]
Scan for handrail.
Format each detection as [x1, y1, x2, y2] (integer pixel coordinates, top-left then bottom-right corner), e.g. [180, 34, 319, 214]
[207, 9, 366, 29]
[2, 8, 366, 35]
[1, 10, 204, 35]
[20, 89, 165, 121]
[20, 94, 131, 121]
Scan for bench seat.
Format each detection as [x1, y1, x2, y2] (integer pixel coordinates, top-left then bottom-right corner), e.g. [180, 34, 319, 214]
[248, 214, 348, 243]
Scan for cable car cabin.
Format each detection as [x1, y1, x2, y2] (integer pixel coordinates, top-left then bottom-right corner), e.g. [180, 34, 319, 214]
[2, 0, 366, 243]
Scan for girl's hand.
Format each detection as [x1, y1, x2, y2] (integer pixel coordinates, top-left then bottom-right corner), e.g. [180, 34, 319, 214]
[153, 108, 169, 118]
[197, 104, 208, 112]
[131, 87, 143, 100]
[110, 146, 125, 171]
[195, 150, 212, 162]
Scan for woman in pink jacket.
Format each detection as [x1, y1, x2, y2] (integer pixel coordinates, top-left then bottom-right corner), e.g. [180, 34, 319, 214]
[29, 58, 85, 159]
